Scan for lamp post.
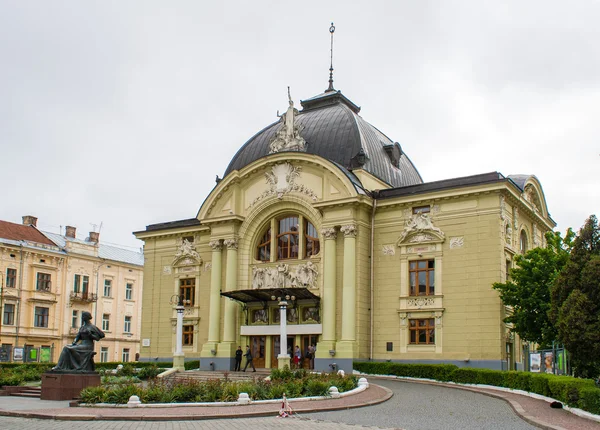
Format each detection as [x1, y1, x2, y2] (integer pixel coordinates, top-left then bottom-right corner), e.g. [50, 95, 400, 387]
[172, 295, 185, 371]
[272, 293, 295, 369]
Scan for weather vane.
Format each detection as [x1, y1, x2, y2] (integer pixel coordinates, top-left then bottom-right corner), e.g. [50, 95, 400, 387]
[327, 22, 336, 92]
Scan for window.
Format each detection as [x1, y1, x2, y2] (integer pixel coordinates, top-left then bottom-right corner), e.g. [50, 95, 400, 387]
[520, 230, 528, 254]
[413, 206, 431, 214]
[73, 274, 81, 293]
[102, 314, 110, 331]
[179, 278, 195, 306]
[277, 216, 299, 260]
[409, 260, 435, 296]
[183, 325, 194, 346]
[124, 316, 131, 333]
[125, 283, 133, 300]
[122, 348, 130, 362]
[3, 304, 15, 325]
[409, 318, 435, 344]
[36, 272, 51, 291]
[256, 227, 271, 262]
[103, 279, 112, 297]
[100, 347, 109, 363]
[6, 269, 16, 288]
[34, 307, 49, 328]
[82, 275, 89, 294]
[72, 310, 79, 328]
[305, 221, 320, 257]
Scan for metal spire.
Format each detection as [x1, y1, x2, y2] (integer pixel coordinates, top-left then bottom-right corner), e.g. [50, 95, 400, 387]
[326, 22, 336, 92]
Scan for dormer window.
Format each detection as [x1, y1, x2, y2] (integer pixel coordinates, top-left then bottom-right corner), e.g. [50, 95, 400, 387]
[412, 206, 430, 215]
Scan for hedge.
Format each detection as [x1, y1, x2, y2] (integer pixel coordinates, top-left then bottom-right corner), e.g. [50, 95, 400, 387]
[354, 361, 600, 415]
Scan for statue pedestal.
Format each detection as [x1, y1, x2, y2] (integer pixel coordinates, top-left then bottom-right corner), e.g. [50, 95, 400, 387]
[41, 372, 101, 401]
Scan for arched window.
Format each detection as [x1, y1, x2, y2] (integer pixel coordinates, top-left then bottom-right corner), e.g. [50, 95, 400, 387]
[277, 216, 299, 260]
[255, 214, 320, 262]
[520, 230, 528, 254]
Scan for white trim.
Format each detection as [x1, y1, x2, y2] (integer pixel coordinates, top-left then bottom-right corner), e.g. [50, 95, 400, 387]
[241, 324, 322, 336]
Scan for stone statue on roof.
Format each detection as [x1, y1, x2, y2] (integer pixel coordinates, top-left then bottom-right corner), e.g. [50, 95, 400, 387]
[269, 87, 306, 153]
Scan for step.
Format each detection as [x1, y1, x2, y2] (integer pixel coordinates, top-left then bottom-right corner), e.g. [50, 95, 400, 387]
[10, 392, 41, 398]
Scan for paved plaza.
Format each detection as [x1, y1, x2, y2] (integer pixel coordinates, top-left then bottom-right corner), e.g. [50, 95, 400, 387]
[1, 378, 599, 430]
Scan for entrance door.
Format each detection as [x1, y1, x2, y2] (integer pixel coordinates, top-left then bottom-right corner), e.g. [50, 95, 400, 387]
[249, 336, 266, 368]
[301, 335, 318, 369]
[271, 336, 295, 368]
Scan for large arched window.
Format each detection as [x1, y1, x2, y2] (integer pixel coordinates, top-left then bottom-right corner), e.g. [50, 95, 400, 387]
[520, 230, 528, 254]
[256, 214, 320, 262]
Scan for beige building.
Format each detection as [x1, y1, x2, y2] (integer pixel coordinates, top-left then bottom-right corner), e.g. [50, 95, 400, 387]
[134, 88, 554, 372]
[0, 216, 144, 363]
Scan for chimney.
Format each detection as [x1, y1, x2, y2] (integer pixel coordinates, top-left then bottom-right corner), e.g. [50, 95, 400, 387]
[65, 226, 76, 238]
[22, 215, 38, 227]
[89, 231, 99, 243]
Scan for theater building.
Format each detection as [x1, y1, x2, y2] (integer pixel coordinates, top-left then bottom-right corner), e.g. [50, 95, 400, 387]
[134, 86, 554, 372]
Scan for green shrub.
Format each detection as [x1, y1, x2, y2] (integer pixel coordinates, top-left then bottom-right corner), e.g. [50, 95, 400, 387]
[184, 360, 200, 370]
[137, 365, 162, 380]
[117, 363, 136, 377]
[80, 386, 106, 404]
[475, 369, 506, 387]
[304, 378, 330, 397]
[578, 387, 600, 415]
[0, 373, 24, 386]
[504, 371, 532, 391]
[104, 384, 141, 404]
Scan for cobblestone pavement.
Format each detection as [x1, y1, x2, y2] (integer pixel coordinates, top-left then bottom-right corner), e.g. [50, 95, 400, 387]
[304, 379, 539, 430]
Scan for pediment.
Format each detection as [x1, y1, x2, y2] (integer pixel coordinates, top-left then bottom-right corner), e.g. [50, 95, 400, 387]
[397, 213, 445, 246]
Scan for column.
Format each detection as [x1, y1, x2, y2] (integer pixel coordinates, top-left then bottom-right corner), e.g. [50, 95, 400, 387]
[201, 239, 223, 362]
[277, 300, 291, 369]
[173, 304, 185, 370]
[218, 238, 238, 362]
[316, 227, 337, 361]
[337, 224, 357, 359]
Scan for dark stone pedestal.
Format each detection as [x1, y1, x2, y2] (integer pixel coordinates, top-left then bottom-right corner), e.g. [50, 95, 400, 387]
[41, 372, 101, 401]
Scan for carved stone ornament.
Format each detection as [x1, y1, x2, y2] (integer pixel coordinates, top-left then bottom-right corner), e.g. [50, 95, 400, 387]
[500, 195, 506, 221]
[250, 162, 318, 206]
[505, 222, 513, 244]
[407, 297, 435, 307]
[397, 213, 445, 244]
[269, 87, 306, 154]
[163, 266, 172, 275]
[524, 185, 540, 212]
[382, 245, 395, 256]
[209, 240, 223, 251]
[533, 224, 541, 247]
[252, 261, 319, 290]
[204, 262, 212, 271]
[408, 233, 434, 243]
[340, 224, 357, 238]
[172, 238, 202, 266]
[321, 227, 337, 240]
[449, 236, 464, 249]
[224, 238, 239, 250]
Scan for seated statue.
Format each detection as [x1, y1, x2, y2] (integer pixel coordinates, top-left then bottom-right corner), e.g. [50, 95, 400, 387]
[52, 311, 105, 373]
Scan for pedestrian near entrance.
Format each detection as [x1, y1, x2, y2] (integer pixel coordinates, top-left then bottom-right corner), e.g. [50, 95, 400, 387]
[308, 344, 316, 369]
[243, 345, 256, 372]
[293, 345, 301, 369]
[234, 345, 243, 371]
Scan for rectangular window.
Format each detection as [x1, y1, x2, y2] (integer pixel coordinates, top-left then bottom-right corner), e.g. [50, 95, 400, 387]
[34, 307, 49, 328]
[409, 260, 435, 296]
[100, 347, 109, 363]
[103, 279, 112, 297]
[82, 275, 89, 294]
[6, 268, 16, 288]
[183, 325, 194, 346]
[122, 348, 130, 362]
[409, 318, 435, 344]
[72, 310, 79, 328]
[412, 205, 431, 214]
[124, 316, 131, 333]
[73, 274, 81, 293]
[3, 304, 15, 325]
[36, 272, 51, 291]
[102, 314, 110, 331]
[125, 283, 133, 300]
[179, 278, 195, 306]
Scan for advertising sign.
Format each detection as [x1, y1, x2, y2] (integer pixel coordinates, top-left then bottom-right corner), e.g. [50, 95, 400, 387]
[40, 347, 51, 363]
[13, 347, 24, 361]
[544, 351, 554, 374]
[530, 353, 541, 372]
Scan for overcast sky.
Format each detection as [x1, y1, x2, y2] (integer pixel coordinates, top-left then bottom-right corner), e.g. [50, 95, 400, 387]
[1, 1, 598, 250]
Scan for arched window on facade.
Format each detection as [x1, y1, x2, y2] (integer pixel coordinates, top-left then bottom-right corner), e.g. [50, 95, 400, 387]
[256, 214, 320, 262]
[520, 230, 528, 254]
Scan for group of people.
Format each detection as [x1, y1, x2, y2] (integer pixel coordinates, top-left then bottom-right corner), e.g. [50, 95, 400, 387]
[233, 343, 317, 371]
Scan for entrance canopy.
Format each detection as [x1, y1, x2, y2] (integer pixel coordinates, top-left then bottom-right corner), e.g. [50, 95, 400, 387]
[221, 287, 320, 304]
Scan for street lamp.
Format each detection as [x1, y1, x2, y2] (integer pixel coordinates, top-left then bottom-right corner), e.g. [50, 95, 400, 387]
[271, 293, 295, 369]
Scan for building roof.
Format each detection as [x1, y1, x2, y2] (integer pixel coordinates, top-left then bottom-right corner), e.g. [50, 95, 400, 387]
[224, 90, 423, 188]
[43, 231, 144, 266]
[144, 218, 201, 232]
[0, 220, 57, 246]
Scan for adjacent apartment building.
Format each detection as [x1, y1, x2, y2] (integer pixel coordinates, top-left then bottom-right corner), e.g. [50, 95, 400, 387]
[0, 216, 144, 363]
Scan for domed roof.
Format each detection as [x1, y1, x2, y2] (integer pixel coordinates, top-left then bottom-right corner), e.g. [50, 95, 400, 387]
[224, 90, 423, 188]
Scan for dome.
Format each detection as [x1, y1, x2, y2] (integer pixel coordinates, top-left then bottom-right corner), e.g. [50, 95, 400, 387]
[224, 90, 423, 188]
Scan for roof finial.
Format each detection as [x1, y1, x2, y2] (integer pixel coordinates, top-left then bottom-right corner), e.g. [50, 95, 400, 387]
[326, 22, 336, 92]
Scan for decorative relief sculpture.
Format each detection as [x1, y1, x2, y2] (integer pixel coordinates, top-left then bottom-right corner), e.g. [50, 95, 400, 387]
[321, 227, 337, 240]
[250, 162, 318, 207]
[398, 213, 444, 244]
[269, 87, 306, 154]
[533, 224, 540, 247]
[340, 224, 357, 238]
[162, 266, 172, 275]
[252, 261, 319, 290]
[224, 238, 239, 250]
[500, 195, 506, 221]
[408, 233, 435, 243]
[524, 185, 540, 212]
[407, 297, 435, 307]
[209, 239, 223, 251]
[382, 245, 395, 256]
[173, 238, 202, 266]
[505, 223, 513, 244]
[449, 236, 464, 249]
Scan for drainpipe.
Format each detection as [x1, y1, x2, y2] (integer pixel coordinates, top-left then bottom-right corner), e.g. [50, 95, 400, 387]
[15, 244, 25, 350]
[94, 259, 107, 322]
[369, 194, 377, 360]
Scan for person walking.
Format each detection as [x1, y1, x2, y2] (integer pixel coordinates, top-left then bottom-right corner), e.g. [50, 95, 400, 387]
[308, 344, 316, 370]
[293, 345, 301, 369]
[243, 345, 256, 372]
[234, 346, 243, 371]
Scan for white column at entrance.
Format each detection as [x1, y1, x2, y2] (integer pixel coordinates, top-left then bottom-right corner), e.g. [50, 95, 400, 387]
[173, 302, 185, 370]
[340, 224, 357, 342]
[317, 227, 337, 358]
[277, 299, 291, 369]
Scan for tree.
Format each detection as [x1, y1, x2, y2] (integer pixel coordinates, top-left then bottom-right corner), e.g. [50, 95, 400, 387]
[550, 215, 600, 378]
[493, 229, 573, 348]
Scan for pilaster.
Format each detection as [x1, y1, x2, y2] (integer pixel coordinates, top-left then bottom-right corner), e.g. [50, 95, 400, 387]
[337, 224, 358, 358]
[201, 239, 223, 360]
[218, 238, 239, 361]
[317, 227, 337, 357]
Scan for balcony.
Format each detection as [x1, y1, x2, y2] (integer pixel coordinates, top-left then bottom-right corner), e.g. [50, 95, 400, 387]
[70, 291, 97, 303]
